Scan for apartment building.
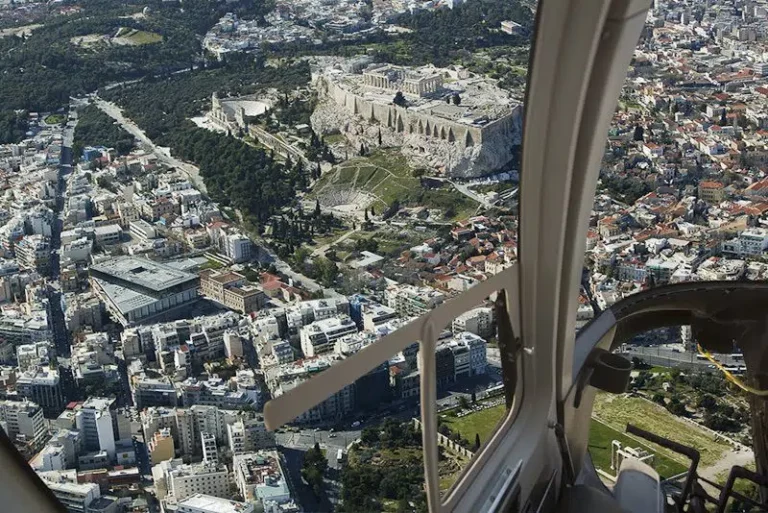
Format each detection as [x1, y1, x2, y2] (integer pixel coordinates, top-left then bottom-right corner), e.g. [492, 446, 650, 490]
[227, 418, 276, 455]
[386, 284, 445, 317]
[299, 315, 357, 357]
[75, 397, 117, 461]
[233, 451, 292, 505]
[41, 479, 100, 513]
[451, 306, 494, 339]
[15, 234, 51, 273]
[178, 495, 254, 513]
[16, 367, 65, 417]
[722, 227, 768, 258]
[0, 399, 46, 446]
[148, 428, 175, 465]
[165, 461, 230, 503]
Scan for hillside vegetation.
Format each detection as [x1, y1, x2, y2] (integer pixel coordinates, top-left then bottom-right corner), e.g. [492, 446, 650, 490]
[313, 149, 478, 220]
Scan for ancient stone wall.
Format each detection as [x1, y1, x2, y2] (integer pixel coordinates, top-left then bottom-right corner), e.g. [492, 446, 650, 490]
[313, 76, 522, 178]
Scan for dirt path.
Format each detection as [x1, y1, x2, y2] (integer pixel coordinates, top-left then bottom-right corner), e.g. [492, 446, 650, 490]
[698, 445, 754, 481]
[311, 226, 360, 257]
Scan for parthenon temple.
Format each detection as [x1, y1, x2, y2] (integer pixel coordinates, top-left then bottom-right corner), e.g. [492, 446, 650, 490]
[363, 65, 442, 96]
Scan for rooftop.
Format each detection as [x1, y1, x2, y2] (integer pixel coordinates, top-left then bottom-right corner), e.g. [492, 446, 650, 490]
[90, 257, 197, 293]
[178, 494, 254, 513]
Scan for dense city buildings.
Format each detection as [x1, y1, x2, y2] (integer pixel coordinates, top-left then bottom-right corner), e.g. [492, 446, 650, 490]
[6, 0, 768, 511]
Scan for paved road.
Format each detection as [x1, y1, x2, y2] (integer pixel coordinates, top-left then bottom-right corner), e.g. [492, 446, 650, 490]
[91, 96, 208, 194]
[48, 116, 74, 359]
[277, 428, 360, 459]
[281, 447, 333, 512]
[622, 345, 744, 371]
[428, 177, 493, 208]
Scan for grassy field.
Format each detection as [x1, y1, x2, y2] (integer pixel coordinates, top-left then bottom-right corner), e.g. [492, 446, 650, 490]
[441, 403, 508, 445]
[593, 393, 731, 468]
[313, 149, 478, 220]
[441, 401, 690, 480]
[324, 133, 346, 145]
[199, 259, 224, 270]
[589, 418, 688, 478]
[115, 28, 162, 45]
[44, 114, 66, 125]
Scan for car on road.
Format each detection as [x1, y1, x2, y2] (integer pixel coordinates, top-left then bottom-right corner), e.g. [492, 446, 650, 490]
[351, 421, 361, 428]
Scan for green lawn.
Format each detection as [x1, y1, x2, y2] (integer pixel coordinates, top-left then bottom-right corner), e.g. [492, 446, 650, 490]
[116, 28, 162, 45]
[593, 393, 731, 468]
[589, 418, 688, 479]
[199, 259, 224, 270]
[441, 404, 508, 445]
[44, 114, 66, 125]
[324, 133, 346, 145]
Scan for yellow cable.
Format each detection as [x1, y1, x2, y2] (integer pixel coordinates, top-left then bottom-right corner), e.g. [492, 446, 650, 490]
[696, 344, 768, 396]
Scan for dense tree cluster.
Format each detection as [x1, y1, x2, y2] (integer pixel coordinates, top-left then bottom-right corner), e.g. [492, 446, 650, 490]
[0, 110, 28, 145]
[0, 0, 274, 136]
[73, 104, 135, 159]
[273, 93, 315, 127]
[697, 393, 750, 433]
[100, 60, 312, 229]
[600, 175, 652, 204]
[166, 126, 295, 225]
[102, 60, 311, 143]
[340, 419, 427, 513]
[289, 247, 340, 286]
[269, 0, 531, 71]
[305, 131, 334, 164]
[301, 442, 327, 498]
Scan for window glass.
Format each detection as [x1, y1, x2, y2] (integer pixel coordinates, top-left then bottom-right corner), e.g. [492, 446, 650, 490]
[585, 3, 761, 507]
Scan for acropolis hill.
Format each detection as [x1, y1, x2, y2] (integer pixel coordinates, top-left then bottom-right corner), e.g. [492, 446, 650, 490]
[311, 60, 523, 178]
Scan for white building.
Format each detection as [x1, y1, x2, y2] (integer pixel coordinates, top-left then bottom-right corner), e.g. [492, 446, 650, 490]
[386, 284, 445, 317]
[227, 418, 275, 455]
[16, 367, 65, 417]
[15, 234, 51, 273]
[16, 342, 51, 371]
[754, 61, 768, 76]
[429, 331, 487, 379]
[75, 397, 116, 461]
[165, 461, 230, 503]
[722, 228, 768, 258]
[178, 494, 255, 513]
[0, 399, 46, 446]
[32, 443, 67, 471]
[451, 307, 494, 339]
[201, 432, 218, 466]
[299, 315, 357, 357]
[361, 304, 398, 331]
[93, 224, 123, 247]
[41, 478, 100, 513]
[61, 238, 93, 264]
[26, 206, 54, 238]
[225, 233, 252, 263]
[233, 451, 293, 505]
[224, 331, 244, 361]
